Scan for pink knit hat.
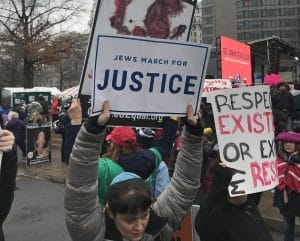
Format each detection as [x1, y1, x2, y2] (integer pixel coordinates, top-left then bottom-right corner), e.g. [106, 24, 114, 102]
[276, 132, 300, 143]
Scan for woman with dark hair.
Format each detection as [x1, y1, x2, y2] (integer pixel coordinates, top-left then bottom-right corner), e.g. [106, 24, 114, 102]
[27, 129, 50, 162]
[64, 100, 203, 241]
[34, 130, 50, 158]
[273, 131, 300, 241]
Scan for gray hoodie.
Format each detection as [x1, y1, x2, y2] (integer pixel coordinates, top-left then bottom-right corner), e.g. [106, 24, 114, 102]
[64, 124, 203, 241]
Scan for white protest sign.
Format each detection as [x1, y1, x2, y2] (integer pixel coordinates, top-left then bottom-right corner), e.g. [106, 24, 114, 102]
[91, 35, 210, 117]
[80, 0, 196, 96]
[202, 79, 232, 97]
[209, 85, 278, 196]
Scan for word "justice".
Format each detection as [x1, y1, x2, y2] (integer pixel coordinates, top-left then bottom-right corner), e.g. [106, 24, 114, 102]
[96, 69, 198, 95]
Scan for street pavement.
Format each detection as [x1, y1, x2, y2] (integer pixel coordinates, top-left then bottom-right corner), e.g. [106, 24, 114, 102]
[4, 176, 71, 241]
[3, 176, 300, 241]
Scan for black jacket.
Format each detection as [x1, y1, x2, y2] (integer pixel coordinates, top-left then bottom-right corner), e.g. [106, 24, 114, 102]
[0, 147, 18, 225]
[195, 165, 274, 241]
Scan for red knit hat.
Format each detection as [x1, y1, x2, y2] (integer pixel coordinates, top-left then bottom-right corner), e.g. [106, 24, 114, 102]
[106, 126, 136, 147]
[276, 131, 300, 143]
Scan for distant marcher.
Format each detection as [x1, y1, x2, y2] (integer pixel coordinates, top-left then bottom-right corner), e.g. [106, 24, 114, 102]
[291, 83, 300, 125]
[0, 130, 17, 241]
[5, 112, 26, 159]
[28, 111, 44, 126]
[273, 131, 300, 241]
[136, 127, 171, 198]
[272, 82, 295, 134]
[51, 95, 60, 123]
[26, 101, 43, 122]
[14, 101, 26, 122]
[38, 96, 49, 121]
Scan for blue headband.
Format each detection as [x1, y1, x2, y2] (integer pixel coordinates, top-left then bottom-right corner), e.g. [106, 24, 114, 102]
[110, 172, 141, 186]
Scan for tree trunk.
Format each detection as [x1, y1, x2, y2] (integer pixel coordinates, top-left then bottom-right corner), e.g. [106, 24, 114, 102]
[23, 56, 34, 88]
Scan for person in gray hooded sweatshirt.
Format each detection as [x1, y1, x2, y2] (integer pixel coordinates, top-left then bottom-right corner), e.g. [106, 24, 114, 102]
[64, 100, 203, 241]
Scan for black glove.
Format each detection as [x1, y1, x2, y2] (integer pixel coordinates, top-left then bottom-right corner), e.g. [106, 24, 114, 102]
[182, 117, 203, 137]
[86, 116, 108, 134]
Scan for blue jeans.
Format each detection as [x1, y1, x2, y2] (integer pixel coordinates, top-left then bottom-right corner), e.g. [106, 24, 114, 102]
[283, 215, 295, 241]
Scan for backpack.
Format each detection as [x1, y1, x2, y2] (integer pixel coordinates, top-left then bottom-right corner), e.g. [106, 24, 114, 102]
[146, 148, 163, 195]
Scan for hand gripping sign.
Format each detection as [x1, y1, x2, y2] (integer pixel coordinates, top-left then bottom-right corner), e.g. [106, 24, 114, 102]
[208, 85, 278, 196]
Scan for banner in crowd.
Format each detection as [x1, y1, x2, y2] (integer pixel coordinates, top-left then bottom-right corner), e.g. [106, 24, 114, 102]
[91, 35, 210, 117]
[202, 79, 232, 97]
[26, 123, 51, 166]
[209, 85, 278, 196]
[78, 0, 199, 126]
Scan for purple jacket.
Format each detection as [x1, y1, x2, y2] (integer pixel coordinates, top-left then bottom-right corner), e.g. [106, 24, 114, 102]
[6, 119, 26, 136]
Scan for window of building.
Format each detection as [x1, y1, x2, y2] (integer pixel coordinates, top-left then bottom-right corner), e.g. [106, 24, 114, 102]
[237, 11, 244, 18]
[202, 37, 213, 44]
[203, 16, 213, 25]
[263, 20, 280, 28]
[202, 27, 213, 35]
[237, 32, 245, 40]
[202, 0, 213, 5]
[263, 31, 280, 37]
[280, 8, 296, 16]
[244, 21, 262, 29]
[262, 9, 280, 17]
[262, 0, 280, 5]
[244, 0, 262, 7]
[244, 10, 261, 18]
[202, 6, 213, 15]
[237, 22, 244, 29]
[237, 1, 243, 8]
[250, 31, 262, 39]
[281, 30, 297, 38]
[280, 0, 297, 5]
[280, 19, 297, 27]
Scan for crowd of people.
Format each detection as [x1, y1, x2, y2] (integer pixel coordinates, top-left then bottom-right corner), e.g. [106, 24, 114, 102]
[0, 80, 300, 241]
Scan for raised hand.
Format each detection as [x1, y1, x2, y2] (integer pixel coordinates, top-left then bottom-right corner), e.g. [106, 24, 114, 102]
[68, 98, 82, 125]
[97, 100, 110, 126]
[0, 130, 15, 152]
[186, 104, 197, 126]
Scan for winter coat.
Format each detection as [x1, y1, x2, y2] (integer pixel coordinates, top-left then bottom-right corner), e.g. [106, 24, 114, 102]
[273, 152, 300, 217]
[0, 147, 18, 226]
[64, 124, 203, 241]
[195, 165, 274, 241]
[5, 119, 26, 137]
[51, 99, 60, 116]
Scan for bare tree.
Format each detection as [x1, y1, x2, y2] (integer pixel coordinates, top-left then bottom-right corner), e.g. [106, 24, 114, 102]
[0, 0, 87, 88]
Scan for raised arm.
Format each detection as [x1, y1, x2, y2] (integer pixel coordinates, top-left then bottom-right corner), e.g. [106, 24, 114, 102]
[152, 104, 204, 230]
[64, 100, 110, 241]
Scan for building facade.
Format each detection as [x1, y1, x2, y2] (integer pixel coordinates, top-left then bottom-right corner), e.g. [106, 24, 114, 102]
[189, 2, 203, 43]
[202, 0, 300, 46]
[202, 0, 300, 81]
